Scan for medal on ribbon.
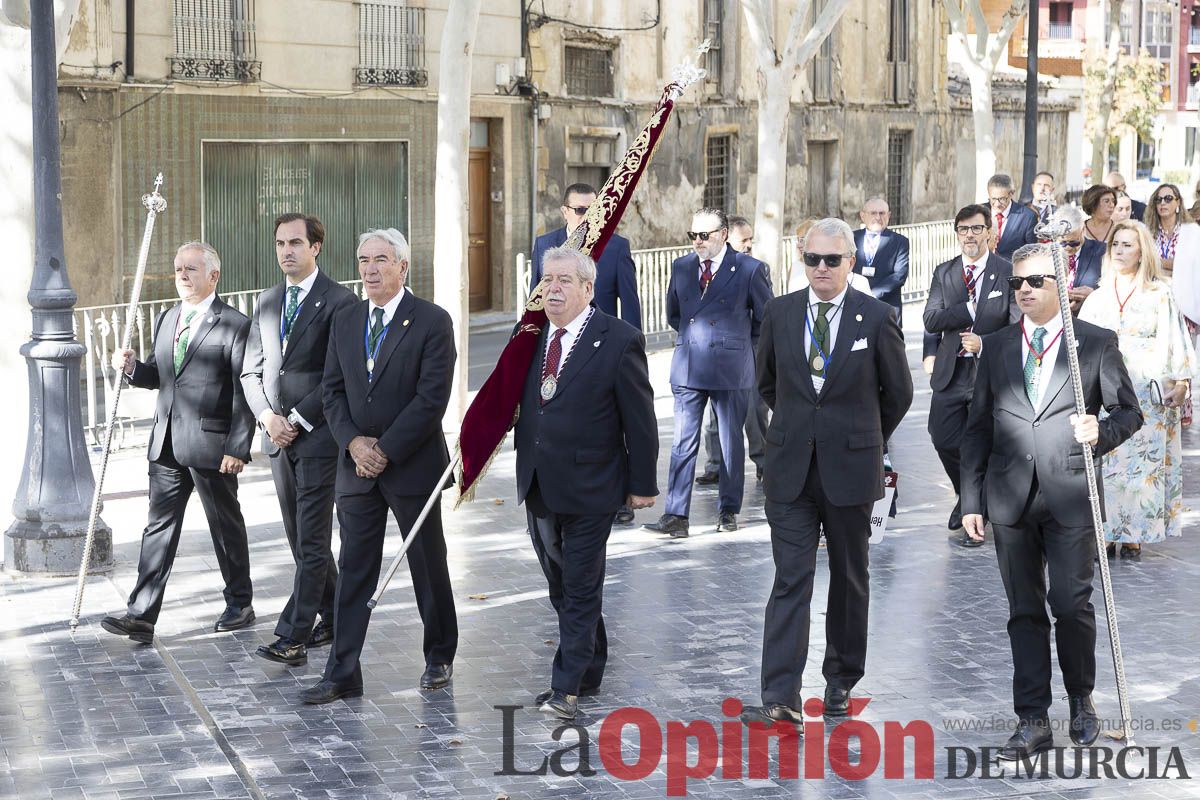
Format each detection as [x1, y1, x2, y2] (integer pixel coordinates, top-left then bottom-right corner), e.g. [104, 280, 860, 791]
[540, 374, 557, 401]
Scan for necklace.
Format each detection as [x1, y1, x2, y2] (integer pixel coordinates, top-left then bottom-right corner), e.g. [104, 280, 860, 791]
[1114, 275, 1138, 317]
[1086, 219, 1112, 241]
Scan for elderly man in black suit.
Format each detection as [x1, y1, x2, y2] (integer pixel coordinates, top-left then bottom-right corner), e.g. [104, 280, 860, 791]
[299, 228, 458, 704]
[740, 218, 912, 727]
[517, 245, 658, 720]
[923, 204, 1019, 545]
[852, 197, 910, 324]
[241, 213, 358, 667]
[102, 242, 255, 643]
[961, 243, 1142, 759]
[1046, 205, 1104, 315]
[988, 173, 1039, 261]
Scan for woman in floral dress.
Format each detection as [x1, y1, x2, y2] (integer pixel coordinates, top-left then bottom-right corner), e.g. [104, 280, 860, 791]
[1078, 220, 1196, 558]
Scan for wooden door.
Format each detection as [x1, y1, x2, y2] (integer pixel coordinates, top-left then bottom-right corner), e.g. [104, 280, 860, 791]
[468, 149, 491, 311]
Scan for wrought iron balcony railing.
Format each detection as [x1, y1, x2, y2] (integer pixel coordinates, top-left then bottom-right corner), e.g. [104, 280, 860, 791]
[169, 0, 260, 82]
[357, 3, 428, 87]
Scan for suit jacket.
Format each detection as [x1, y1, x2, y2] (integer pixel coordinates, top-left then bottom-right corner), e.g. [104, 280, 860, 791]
[756, 288, 913, 507]
[322, 292, 454, 498]
[995, 202, 1039, 261]
[241, 271, 358, 457]
[514, 309, 658, 515]
[127, 295, 254, 469]
[852, 228, 910, 310]
[960, 320, 1142, 527]
[667, 249, 773, 390]
[923, 253, 1020, 392]
[1073, 239, 1105, 291]
[531, 228, 642, 330]
[1131, 198, 1148, 224]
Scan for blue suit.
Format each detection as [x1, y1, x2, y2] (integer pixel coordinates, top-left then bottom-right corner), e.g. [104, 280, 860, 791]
[1073, 239, 1104, 291]
[852, 228, 910, 323]
[664, 247, 773, 517]
[530, 228, 642, 330]
[994, 203, 1039, 261]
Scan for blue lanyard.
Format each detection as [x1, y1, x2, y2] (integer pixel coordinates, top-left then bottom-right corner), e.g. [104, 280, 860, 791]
[364, 312, 391, 381]
[280, 294, 304, 344]
[804, 300, 845, 377]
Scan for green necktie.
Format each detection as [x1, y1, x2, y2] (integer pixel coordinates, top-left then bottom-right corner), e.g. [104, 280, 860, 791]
[809, 301, 833, 375]
[1024, 326, 1046, 405]
[368, 307, 386, 354]
[174, 310, 197, 374]
[282, 285, 301, 344]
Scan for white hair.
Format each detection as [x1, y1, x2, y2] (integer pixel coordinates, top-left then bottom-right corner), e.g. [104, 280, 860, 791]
[357, 228, 410, 263]
[1050, 205, 1086, 231]
[177, 241, 221, 276]
[541, 246, 597, 283]
[806, 218, 856, 254]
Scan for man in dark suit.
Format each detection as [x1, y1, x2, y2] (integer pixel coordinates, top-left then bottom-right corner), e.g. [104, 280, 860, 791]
[530, 183, 642, 330]
[988, 173, 1039, 261]
[924, 204, 1020, 545]
[1104, 171, 1147, 221]
[1027, 171, 1057, 224]
[644, 208, 773, 537]
[515, 246, 658, 720]
[241, 213, 358, 667]
[102, 242, 255, 642]
[741, 218, 912, 727]
[852, 197, 910, 324]
[960, 243, 1141, 760]
[299, 228, 458, 704]
[1049, 205, 1104, 315]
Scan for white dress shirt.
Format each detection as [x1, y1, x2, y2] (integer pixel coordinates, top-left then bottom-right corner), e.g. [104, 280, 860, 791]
[545, 305, 594, 377]
[176, 292, 216, 346]
[864, 231, 882, 263]
[1020, 313, 1064, 414]
[804, 284, 850, 392]
[369, 287, 408, 326]
[698, 245, 729, 285]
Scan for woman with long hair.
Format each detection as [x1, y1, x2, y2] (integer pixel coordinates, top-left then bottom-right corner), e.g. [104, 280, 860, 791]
[1142, 183, 1198, 278]
[1081, 184, 1118, 244]
[1078, 220, 1195, 558]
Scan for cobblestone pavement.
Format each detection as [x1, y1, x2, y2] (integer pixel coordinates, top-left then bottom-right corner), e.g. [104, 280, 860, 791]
[3, 311, 1200, 799]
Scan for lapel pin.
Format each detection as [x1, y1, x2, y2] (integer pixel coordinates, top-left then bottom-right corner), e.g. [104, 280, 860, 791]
[206, 316, 214, 323]
[593, 340, 600, 347]
[403, 319, 410, 327]
[856, 314, 863, 322]
[989, 274, 995, 281]
[731, 266, 737, 272]
[315, 300, 322, 308]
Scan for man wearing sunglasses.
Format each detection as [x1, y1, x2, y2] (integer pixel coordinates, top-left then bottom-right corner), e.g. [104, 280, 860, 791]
[959, 243, 1141, 760]
[1047, 205, 1103, 314]
[741, 217, 912, 727]
[645, 208, 773, 537]
[924, 204, 1020, 546]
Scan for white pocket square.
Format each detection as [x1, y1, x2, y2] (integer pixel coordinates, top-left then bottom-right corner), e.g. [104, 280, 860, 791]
[987, 290, 1003, 299]
[851, 338, 869, 352]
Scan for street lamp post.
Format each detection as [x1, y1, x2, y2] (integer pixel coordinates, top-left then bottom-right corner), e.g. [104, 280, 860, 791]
[1019, 0, 1040, 205]
[6, 0, 112, 573]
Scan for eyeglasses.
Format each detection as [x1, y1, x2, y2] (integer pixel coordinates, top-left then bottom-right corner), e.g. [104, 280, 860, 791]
[955, 224, 987, 235]
[803, 252, 849, 268]
[688, 229, 723, 241]
[564, 205, 590, 215]
[1007, 274, 1057, 290]
[1063, 240, 1082, 249]
[1155, 195, 1178, 204]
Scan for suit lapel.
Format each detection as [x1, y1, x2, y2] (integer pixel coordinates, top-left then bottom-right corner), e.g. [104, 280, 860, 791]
[159, 305, 181, 375]
[785, 290, 818, 402]
[678, 255, 702, 310]
[697, 249, 737, 311]
[282, 273, 330, 365]
[177, 297, 224, 375]
[367, 291, 417, 393]
[1035, 322, 1073, 417]
[1004, 325, 1035, 417]
[974, 257, 1005, 316]
[545, 309, 608, 405]
[260, 285, 284, 365]
[818, 289, 865, 396]
[946, 257, 968, 303]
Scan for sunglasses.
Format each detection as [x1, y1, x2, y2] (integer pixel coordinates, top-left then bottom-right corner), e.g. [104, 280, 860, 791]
[1155, 195, 1178, 204]
[1007, 274, 1057, 290]
[688, 229, 723, 241]
[1063, 240, 1082, 248]
[955, 224, 988, 235]
[565, 205, 590, 215]
[803, 252, 849, 268]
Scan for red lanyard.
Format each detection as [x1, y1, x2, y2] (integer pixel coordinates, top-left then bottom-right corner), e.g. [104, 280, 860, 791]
[1115, 280, 1137, 316]
[1022, 321, 1064, 367]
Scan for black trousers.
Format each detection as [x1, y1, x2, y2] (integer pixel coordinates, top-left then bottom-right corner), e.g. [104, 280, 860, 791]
[127, 435, 252, 624]
[928, 356, 978, 496]
[269, 448, 338, 641]
[324, 484, 458, 687]
[526, 479, 614, 695]
[993, 479, 1097, 719]
[702, 394, 768, 473]
[760, 453, 871, 708]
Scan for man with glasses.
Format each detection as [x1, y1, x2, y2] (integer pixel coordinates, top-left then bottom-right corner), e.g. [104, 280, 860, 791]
[852, 197, 910, 324]
[1047, 205, 1103, 314]
[960, 243, 1141, 760]
[924, 204, 1019, 546]
[645, 208, 773, 537]
[1103, 171, 1147, 222]
[987, 173, 1039, 261]
[740, 217, 911, 727]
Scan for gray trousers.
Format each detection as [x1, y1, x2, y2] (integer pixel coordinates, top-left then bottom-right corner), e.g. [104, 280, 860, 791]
[702, 395, 768, 475]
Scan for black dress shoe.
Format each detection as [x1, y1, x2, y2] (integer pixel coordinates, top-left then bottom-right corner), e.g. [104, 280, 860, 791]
[535, 685, 599, 705]
[214, 606, 256, 632]
[959, 530, 984, 548]
[695, 471, 720, 486]
[717, 510, 738, 532]
[740, 704, 804, 729]
[100, 614, 154, 644]
[614, 505, 636, 525]
[1120, 544, 1142, 560]
[948, 500, 963, 532]
[824, 685, 851, 717]
[307, 618, 333, 648]
[540, 690, 578, 720]
[1069, 695, 1101, 746]
[998, 717, 1053, 761]
[644, 514, 689, 537]
[1105, 543, 1117, 559]
[298, 679, 363, 705]
[255, 638, 307, 666]
[420, 663, 453, 690]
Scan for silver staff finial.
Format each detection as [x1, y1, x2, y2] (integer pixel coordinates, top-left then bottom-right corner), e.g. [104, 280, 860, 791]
[142, 173, 167, 213]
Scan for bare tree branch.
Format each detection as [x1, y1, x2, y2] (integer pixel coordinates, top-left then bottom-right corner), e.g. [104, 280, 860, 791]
[740, 0, 781, 69]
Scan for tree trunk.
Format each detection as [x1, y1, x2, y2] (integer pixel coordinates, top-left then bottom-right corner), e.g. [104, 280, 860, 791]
[753, 66, 792, 295]
[431, 0, 482, 430]
[965, 60, 996, 201]
[1090, 0, 1123, 181]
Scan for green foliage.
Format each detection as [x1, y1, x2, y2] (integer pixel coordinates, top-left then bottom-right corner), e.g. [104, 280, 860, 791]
[1084, 49, 1165, 144]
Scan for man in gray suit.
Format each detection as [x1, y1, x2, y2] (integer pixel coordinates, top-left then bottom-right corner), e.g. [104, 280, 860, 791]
[242, 214, 357, 666]
[741, 218, 912, 727]
[102, 241, 255, 642]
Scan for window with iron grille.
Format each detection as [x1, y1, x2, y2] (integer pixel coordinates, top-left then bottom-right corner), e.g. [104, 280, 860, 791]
[565, 45, 615, 97]
[810, 0, 834, 102]
[1048, 2, 1073, 39]
[170, 0, 260, 81]
[704, 134, 734, 212]
[886, 0, 909, 103]
[886, 131, 911, 224]
[703, 0, 724, 94]
[567, 134, 617, 190]
[357, 1, 428, 86]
